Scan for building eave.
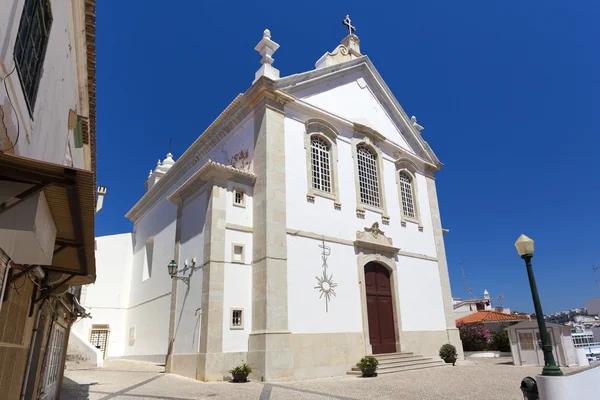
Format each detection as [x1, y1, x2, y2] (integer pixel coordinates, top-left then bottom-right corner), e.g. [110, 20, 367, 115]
[167, 160, 256, 205]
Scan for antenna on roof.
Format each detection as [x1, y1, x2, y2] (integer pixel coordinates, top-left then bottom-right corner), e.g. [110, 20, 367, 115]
[497, 292, 504, 308]
[459, 260, 473, 298]
[593, 266, 600, 291]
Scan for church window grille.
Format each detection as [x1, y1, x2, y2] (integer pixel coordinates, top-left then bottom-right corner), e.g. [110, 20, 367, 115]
[357, 145, 380, 207]
[14, 0, 53, 111]
[230, 309, 243, 329]
[399, 172, 415, 218]
[310, 137, 332, 193]
[233, 189, 245, 206]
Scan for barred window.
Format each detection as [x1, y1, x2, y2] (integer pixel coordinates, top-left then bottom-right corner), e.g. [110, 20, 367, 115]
[399, 172, 415, 218]
[357, 145, 380, 207]
[310, 137, 332, 193]
[14, 0, 53, 110]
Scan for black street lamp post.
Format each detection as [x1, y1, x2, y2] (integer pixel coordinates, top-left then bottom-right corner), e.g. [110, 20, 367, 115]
[515, 234, 563, 377]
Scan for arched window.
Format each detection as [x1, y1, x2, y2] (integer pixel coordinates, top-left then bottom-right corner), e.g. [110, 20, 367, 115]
[310, 136, 332, 193]
[399, 172, 415, 218]
[357, 145, 380, 207]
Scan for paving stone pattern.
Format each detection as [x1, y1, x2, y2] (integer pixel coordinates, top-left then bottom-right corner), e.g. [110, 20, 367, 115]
[61, 359, 573, 400]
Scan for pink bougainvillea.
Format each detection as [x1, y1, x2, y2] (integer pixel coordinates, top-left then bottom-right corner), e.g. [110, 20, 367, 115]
[457, 322, 492, 351]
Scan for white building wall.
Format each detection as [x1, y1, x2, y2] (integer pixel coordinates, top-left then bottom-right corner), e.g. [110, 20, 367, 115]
[124, 198, 177, 358]
[291, 71, 413, 154]
[397, 257, 446, 331]
[287, 236, 363, 334]
[0, 0, 86, 167]
[283, 98, 446, 335]
[73, 233, 133, 358]
[283, 114, 437, 259]
[222, 262, 252, 352]
[173, 192, 207, 355]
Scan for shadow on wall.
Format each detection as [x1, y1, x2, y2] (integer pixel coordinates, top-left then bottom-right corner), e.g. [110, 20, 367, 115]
[60, 377, 95, 400]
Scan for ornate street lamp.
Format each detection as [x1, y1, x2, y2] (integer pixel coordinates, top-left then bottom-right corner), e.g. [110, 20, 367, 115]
[167, 259, 199, 286]
[167, 260, 178, 278]
[515, 234, 563, 376]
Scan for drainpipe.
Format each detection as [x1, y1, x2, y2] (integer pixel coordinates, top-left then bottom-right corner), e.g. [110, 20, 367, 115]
[20, 300, 45, 400]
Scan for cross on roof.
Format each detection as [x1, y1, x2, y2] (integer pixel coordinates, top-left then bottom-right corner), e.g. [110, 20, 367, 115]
[342, 15, 355, 36]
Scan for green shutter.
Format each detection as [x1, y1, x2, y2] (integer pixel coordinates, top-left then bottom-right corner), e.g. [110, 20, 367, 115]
[73, 116, 83, 148]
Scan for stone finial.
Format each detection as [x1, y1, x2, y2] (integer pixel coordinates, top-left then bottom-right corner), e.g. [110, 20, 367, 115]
[254, 28, 280, 82]
[411, 116, 424, 132]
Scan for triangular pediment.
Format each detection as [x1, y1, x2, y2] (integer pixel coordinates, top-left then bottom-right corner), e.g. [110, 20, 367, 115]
[276, 57, 441, 167]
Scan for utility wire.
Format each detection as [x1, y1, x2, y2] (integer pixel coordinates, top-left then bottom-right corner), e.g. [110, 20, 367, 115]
[1, 62, 20, 153]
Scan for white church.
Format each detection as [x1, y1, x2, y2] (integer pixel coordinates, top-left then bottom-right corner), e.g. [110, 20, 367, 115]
[73, 19, 464, 381]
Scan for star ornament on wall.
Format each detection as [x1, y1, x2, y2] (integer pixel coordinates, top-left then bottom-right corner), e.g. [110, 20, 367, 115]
[315, 269, 337, 312]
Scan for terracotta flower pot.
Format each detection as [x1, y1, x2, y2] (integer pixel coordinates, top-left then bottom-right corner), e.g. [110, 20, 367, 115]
[232, 372, 249, 382]
[361, 367, 377, 377]
[443, 357, 457, 366]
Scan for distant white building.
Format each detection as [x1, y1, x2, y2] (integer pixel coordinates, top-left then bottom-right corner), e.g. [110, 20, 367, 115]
[453, 290, 503, 320]
[74, 24, 463, 382]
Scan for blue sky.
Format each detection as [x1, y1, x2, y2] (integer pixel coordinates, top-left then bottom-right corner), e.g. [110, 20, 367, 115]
[95, 1, 600, 314]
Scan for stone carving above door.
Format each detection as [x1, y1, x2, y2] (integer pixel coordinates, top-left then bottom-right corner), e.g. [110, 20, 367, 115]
[355, 222, 400, 254]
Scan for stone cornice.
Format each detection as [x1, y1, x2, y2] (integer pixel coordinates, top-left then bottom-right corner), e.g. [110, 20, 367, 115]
[353, 122, 386, 142]
[126, 77, 293, 222]
[168, 161, 256, 205]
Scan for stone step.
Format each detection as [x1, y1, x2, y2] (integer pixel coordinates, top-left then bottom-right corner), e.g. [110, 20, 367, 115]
[376, 355, 426, 365]
[351, 358, 441, 371]
[348, 352, 448, 376]
[372, 352, 414, 359]
[348, 361, 447, 375]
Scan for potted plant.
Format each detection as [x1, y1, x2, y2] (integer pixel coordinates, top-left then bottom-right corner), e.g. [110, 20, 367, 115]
[229, 363, 252, 382]
[356, 356, 379, 377]
[439, 343, 458, 366]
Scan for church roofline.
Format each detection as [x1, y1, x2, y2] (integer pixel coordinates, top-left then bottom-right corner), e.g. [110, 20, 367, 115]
[276, 57, 442, 169]
[126, 77, 291, 223]
[167, 160, 256, 205]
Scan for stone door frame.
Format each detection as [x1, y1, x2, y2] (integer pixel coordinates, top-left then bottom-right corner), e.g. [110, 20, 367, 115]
[357, 251, 403, 356]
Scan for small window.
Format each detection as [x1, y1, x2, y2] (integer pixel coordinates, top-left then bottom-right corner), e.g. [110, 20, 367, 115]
[14, 0, 53, 110]
[143, 237, 154, 281]
[399, 172, 416, 218]
[310, 136, 332, 193]
[230, 308, 243, 329]
[232, 244, 244, 263]
[519, 333, 534, 350]
[233, 189, 245, 207]
[128, 326, 136, 346]
[356, 145, 380, 207]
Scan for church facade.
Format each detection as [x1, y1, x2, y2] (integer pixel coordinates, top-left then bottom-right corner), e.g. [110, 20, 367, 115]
[76, 26, 463, 381]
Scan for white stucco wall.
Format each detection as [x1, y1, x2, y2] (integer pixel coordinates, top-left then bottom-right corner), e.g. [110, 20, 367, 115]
[397, 257, 446, 331]
[222, 262, 252, 353]
[124, 198, 177, 357]
[283, 114, 437, 259]
[287, 236, 363, 334]
[73, 233, 133, 358]
[283, 93, 447, 335]
[0, 0, 86, 167]
[292, 70, 413, 154]
[172, 192, 207, 355]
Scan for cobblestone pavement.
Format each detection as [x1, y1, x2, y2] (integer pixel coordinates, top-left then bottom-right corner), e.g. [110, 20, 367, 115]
[60, 358, 572, 400]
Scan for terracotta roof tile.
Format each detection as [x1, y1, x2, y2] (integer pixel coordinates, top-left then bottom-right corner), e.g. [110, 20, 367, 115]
[456, 311, 530, 324]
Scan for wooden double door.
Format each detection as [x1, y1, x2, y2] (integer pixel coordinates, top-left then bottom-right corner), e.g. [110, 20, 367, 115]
[365, 262, 397, 354]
